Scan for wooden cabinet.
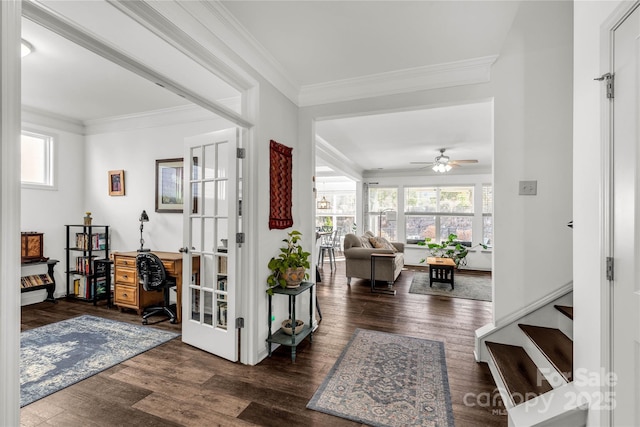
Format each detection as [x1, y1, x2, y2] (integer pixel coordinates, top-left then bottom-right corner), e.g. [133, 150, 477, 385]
[113, 253, 163, 315]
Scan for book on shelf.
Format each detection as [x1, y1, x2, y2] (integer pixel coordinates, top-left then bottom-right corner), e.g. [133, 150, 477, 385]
[75, 255, 97, 275]
[74, 232, 107, 250]
[21, 273, 53, 288]
[72, 276, 107, 299]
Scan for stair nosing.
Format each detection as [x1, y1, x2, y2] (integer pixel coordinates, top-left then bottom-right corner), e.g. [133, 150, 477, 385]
[485, 341, 553, 406]
[518, 324, 573, 382]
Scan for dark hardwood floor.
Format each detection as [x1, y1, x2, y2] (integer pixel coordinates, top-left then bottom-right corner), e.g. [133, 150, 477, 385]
[20, 262, 507, 427]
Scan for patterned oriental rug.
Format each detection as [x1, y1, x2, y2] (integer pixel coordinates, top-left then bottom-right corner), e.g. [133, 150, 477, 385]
[20, 315, 179, 407]
[307, 329, 454, 427]
[409, 271, 492, 302]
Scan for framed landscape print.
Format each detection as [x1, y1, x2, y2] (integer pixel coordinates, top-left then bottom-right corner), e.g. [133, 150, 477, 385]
[155, 158, 185, 213]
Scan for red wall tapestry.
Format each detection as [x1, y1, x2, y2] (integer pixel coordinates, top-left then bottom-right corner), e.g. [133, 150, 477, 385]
[269, 140, 293, 229]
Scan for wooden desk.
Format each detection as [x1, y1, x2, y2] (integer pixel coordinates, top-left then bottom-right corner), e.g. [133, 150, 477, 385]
[426, 257, 456, 289]
[113, 251, 200, 323]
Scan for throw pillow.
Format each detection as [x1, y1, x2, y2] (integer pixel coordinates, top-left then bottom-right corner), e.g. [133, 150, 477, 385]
[369, 236, 397, 253]
[360, 236, 374, 248]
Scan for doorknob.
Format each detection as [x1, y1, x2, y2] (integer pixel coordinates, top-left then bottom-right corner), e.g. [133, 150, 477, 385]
[178, 247, 189, 253]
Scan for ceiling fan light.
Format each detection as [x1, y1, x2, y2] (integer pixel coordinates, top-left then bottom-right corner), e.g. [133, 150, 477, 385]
[432, 163, 450, 173]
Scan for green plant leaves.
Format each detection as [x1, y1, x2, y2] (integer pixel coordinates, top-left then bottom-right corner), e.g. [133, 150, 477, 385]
[266, 230, 311, 292]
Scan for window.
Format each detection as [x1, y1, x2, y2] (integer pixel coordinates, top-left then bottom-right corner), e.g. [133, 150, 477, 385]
[21, 131, 54, 188]
[315, 190, 356, 234]
[367, 187, 397, 240]
[404, 186, 474, 244]
[483, 184, 493, 247]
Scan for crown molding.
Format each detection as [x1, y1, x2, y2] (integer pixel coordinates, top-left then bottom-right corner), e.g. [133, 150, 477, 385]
[315, 135, 363, 181]
[84, 102, 235, 135]
[299, 55, 499, 107]
[125, 2, 498, 108]
[22, 106, 84, 135]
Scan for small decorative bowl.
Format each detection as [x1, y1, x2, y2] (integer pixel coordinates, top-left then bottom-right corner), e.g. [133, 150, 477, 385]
[281, 319, 304, 335]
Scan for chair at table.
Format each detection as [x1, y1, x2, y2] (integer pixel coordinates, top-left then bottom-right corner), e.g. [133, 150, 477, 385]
[318, 229, 340, 271]
[136, 252, 177, 324]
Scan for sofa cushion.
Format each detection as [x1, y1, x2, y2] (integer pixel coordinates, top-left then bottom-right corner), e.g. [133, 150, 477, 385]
[369, 236, 398, 253]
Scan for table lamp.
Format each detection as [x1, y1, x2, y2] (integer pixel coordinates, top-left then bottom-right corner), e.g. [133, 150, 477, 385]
[138, 210, 150, 252]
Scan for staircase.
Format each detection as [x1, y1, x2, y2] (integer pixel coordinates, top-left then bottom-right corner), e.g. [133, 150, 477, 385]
[476, 289, 588, 426]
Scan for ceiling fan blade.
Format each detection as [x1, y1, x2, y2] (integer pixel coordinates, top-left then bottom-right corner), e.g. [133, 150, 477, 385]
[450, 159, 478, 165]
[409, 161, 433, 165]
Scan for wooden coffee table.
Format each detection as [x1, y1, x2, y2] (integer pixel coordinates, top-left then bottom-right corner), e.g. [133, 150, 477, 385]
[426, 257, 456, 289]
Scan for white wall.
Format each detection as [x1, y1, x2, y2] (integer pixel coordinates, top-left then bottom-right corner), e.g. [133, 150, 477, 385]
[490, 0, 574, 321]
[20, 117, 85, 303]
[573, 2, 624, 426]
[301, 1, 573, 325]
[255, 82, 303, 363]
[83, 113, 233, 254]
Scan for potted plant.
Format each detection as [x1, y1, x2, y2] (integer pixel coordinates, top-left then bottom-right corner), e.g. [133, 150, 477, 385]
[418, 233, 487, 269]
[267, 230, 311, 294]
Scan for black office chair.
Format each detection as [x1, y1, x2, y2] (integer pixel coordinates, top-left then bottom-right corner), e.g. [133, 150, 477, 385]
[136, 252, 177, 324]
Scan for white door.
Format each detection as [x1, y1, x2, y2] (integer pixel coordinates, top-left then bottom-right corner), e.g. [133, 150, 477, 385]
[612, 5, 640, 425]
[182, 128, 241, 362]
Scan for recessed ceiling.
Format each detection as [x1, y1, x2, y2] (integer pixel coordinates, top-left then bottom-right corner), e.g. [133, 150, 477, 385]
[316, 101, 493, 174]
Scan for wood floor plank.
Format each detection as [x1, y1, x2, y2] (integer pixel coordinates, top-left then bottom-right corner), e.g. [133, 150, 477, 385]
[20, 261, 506, 426]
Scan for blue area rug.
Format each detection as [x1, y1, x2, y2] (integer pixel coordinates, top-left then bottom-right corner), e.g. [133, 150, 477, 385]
[21, 315, 179, 407]
[307, 328, 454, 427]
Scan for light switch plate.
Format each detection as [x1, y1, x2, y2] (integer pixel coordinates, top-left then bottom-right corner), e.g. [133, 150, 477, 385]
[519, 180, 537, 195]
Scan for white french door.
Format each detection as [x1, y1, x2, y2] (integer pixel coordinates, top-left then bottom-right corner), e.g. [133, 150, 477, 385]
[182, 128, 241, 362]
[611, 5, 640, 425]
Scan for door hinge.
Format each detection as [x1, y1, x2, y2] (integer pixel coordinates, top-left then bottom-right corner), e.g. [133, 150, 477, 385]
[594, 73, 614, 99]
[236, 232, 245, 244]
[236, 317, 244, 329]
[606, 257, 614, 281]
[236, 148, 246, 159]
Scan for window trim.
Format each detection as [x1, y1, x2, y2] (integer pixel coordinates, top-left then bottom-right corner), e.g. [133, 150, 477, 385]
[21, 130, 56, 190]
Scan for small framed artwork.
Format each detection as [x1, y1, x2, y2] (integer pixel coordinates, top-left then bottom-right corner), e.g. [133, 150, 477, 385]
[155, 158, 198, 213]
[108, 170, 125, 196]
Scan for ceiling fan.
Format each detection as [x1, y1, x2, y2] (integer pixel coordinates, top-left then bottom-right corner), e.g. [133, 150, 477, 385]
[410, 148, 478, 172]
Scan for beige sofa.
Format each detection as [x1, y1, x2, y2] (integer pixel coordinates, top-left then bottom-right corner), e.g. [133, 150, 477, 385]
[343, 232, 405, 285]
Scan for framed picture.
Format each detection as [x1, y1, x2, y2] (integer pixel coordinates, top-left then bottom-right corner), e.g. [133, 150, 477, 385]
[155, 158, 198, 213]
[108, 170, 125, 196]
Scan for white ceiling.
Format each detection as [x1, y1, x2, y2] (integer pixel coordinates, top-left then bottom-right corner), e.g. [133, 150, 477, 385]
[21, 17, 192, 122]
[316, 101, 493, 174]
[21, 1, 520, 175]
[220, 1, 519, 86]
